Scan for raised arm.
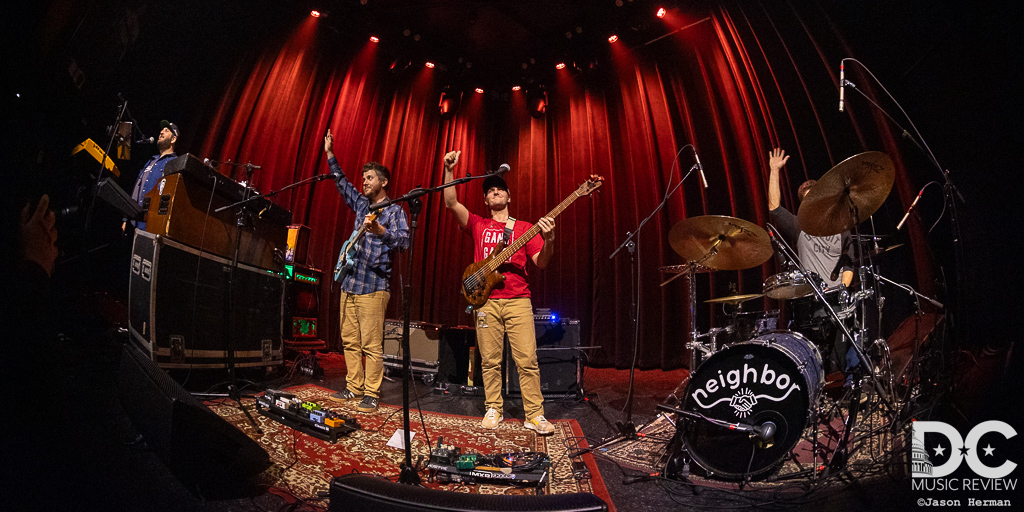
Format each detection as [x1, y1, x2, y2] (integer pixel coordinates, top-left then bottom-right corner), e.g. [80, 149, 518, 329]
[442, 150, 470, 227]
[767, 148, 789, 211]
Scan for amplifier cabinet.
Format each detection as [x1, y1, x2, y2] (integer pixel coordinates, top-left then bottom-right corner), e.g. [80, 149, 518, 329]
[382, 320, 442, 374]
[504, 319, 581, 398]
[129, 230, 284, 369]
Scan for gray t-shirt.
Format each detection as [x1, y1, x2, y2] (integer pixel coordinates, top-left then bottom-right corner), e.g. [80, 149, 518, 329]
[769, 206, 851, 288]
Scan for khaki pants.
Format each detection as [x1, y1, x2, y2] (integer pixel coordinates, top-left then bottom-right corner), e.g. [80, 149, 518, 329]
[339, 290, 390, 398]
[475, 297, 545, 419]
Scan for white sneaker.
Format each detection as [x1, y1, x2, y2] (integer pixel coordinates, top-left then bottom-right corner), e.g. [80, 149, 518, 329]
[525, 415, 555, 435]
[481, 407, 503, 429]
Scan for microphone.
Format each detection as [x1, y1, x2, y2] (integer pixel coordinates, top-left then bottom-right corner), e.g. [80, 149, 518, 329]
[135, 137, 155, 144]
[896, 187, 925, 231]
[839, 61, 845, 112]
[692, 147, 708, 188]
[492, 163, 511, 175]
[752, 421, 776, 442]
[56, 205, 80, 218]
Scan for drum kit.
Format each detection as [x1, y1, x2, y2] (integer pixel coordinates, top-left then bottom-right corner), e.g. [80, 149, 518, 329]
[656, 152, 913, 483]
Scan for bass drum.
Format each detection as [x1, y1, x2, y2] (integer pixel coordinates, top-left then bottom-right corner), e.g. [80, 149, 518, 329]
[679, 332, 824, 480]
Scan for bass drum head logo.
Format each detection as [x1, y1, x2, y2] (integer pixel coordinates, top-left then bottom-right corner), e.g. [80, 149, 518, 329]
[681, 333, 822, 480]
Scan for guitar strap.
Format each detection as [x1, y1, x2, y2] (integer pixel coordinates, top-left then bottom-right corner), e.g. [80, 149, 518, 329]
[503, 217, 516, 245]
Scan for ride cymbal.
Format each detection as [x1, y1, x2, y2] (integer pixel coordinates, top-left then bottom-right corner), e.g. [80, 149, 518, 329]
[797, 152, 894, 237]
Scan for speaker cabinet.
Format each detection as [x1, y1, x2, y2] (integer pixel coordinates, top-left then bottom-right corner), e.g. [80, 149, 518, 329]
[129, 230, 284, 368]
[382, 320, 442, 374]
[505, 319, 581, 398]
[328, 473, 607, 512]
[117, 345, 270, 498]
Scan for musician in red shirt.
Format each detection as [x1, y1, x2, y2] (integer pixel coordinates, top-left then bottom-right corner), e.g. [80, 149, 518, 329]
[441, 150, 556, 435]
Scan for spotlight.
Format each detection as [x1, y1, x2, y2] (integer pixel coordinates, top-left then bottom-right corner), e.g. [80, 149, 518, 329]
[369, 36, 379, 43]
[608, 34, 619, 43]
[311, 10, 321, 18]
[438, 86, 461, 120]
[555, 62, 566, 70]
[474, 87, 484, 94]
[425, 62, 435, 68]
[512, 85, 521, 91]
[656, 7, 666, 18]
[526, 85, 547, 118]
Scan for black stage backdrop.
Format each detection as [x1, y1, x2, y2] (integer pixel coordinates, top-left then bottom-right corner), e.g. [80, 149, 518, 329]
[5, 0, 1019, 372]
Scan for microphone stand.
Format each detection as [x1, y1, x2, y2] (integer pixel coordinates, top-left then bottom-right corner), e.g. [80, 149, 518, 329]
[841, 59, 966, 358]
[367, 170, 498, 485]
[582, 158, 698, 454]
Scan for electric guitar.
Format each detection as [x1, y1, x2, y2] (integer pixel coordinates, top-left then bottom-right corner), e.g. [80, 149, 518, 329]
[460, 175, 604, 309]
[334, 213, 378, 283]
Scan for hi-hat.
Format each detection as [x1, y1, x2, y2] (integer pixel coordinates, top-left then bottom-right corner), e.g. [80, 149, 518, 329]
[797, 152, 894, 237]
[705, 293, 763, 305]
[668, 215, 773, 271]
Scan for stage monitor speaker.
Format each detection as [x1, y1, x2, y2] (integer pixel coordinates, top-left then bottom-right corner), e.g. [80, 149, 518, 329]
[117, 345, 271, 498]
[329, 474, 607, 512]
[505, 319, 581, 398]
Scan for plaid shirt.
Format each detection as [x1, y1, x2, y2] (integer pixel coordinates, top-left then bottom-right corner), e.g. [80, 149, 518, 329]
[330, 157, 409, 294]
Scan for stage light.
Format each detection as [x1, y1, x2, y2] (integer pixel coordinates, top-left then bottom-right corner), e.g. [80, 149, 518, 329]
[555, 62, 566, 70]
[526, 85, 547, 118]
[438, 86, 461, 120]
[656, 7, 666, 18]
[608, 34, 619, 43]
[310, 10, 321, 18]
[512, 85, 521, 91]
[425, 61, 435, 68]
[369, 36, 379, 43]
[474, 87, 484, 94]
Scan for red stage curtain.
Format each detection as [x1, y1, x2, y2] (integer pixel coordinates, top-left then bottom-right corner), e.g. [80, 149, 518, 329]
[195, 4, 931, 369]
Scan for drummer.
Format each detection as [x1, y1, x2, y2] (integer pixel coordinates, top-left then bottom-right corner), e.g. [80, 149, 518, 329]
[766, 148, 857, 386]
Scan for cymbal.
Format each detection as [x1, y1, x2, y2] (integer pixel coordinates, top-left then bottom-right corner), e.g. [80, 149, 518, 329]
[658, 263, 714, 274]
[668, 215, 773, 271]
[705, 293, 763, 305]
[863, 243, 904, 259]
[797, 152, 895, 237]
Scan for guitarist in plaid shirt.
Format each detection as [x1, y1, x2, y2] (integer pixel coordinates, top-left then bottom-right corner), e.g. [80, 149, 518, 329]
[324, 130, 409, 413]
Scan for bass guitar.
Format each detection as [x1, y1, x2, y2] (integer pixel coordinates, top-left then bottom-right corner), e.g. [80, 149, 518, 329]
[334, 213, 378, 283]
[460, 175, 603, 309]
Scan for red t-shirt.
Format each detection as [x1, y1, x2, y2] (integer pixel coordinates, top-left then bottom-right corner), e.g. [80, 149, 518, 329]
[464, 212, 544, 299]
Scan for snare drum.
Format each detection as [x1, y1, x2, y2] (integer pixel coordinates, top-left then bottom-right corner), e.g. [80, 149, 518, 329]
[763, 271, 815, 300]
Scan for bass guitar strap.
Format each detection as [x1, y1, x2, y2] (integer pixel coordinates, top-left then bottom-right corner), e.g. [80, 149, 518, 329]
[503, 217, 516, 245]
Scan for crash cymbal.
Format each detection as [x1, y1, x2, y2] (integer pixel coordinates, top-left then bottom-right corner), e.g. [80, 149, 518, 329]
[668, 215, 773, 271]
[797, 152, 895, 237]
[705, 293, 763, 305]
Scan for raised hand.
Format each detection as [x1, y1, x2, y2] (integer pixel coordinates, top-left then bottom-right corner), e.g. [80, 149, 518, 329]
[324, 129, 335, 159]
[443, 150, 461, 173]
[769, 148, 789, 173]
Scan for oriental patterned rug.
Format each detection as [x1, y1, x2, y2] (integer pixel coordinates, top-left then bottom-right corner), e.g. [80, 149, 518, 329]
[205, 384, 613, 508]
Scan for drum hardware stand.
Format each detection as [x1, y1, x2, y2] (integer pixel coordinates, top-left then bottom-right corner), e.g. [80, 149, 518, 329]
[767, 224, 894, 414]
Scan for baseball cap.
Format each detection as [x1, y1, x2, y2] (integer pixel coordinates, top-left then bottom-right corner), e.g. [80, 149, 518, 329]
[160, 120, 180, 138]
[482, 174, 509, 195]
